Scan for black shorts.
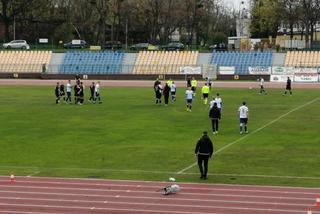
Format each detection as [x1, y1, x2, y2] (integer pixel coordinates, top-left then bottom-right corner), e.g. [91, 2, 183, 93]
[203, 93, 209, 99]
[95, 92, 100, 97]
[171, 91, 176, 95]
[286, 85, 291, 90]
[186, 99, 193, 104]
[156, 92, 162, 99]
[240, 118, 248, 124]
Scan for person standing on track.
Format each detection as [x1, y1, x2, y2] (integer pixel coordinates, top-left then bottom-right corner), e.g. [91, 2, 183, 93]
[195, 131, 214, 180]
[283, 76, 292, 96]
[238, 101, 249, 134]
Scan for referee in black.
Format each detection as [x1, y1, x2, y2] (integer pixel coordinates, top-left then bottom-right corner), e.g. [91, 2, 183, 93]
[194, 131, 214, 180]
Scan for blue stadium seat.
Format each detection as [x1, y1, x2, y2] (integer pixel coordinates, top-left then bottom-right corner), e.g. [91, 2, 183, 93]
[210, 51, 273, 74]
[59, 51, 124, 74]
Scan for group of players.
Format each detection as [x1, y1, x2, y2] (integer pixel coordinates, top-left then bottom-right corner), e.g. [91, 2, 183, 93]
[55, 80, 102, 105]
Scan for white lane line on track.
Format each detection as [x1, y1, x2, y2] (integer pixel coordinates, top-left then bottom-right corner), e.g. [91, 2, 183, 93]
[1, 175, 320, 191]
[1, 167, 320, 181]
[177, 97, 320, 174]
[0, 202, 315, 214]
[0, 195, 312, 208]
[0, 212, 62, 214]
[0, 180, 318, 195]
[0, 189, 314, 201]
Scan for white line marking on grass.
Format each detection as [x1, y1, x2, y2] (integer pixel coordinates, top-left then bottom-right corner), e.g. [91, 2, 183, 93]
[177, 97, 320, 174]
[26, 171, 40, 177]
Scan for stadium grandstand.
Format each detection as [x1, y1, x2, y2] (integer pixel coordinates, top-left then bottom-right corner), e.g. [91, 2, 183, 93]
[59, 51, 124, 74]
[284, 51, 320, 67]
[0, 51, 52, 73]
[210, 51, 273, 75]
[133, 51, 198, 74]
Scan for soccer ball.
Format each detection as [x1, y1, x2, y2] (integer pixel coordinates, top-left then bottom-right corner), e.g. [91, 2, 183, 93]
[249, 87, 252, 90]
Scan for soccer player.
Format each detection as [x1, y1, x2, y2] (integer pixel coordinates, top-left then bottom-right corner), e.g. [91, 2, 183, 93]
[66, 80, 72, 104]
[259, 77, 266, 95]
[194, 131, 214, 180]
[94, 81, 102, 104]
[167, 78, 173, 88]
[187, 76, 191, 87]
[77, 82, 84, 105]
[209, 96, 216, 109]
[185, 87, 194, 112]
[209, 102, 221, 134]
[215, 93, 223, 112]
[191, 77, 198, 96]
[163, 83, 170, 106]
[283, 76, 292, 96]
[238, 101, 249, 134]
[201, 83, 210, 105]
[205, 77, 212, 90]
[55, 82, 60, 104]
[59, 82, 65, 101]
[155, 81, 163, 105]
[89, 82, 95, 102]
[74, 82, 80, 104]
[170, 81, 177, 102]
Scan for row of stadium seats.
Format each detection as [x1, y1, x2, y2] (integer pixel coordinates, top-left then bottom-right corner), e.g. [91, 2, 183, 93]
[59, 51, 124, 74]
[3, 50, 320, 74]
[210, 51, 273, 74]
[0, 51, 52, 73]
[133, 51, 198, 74]
[285, 51, 320, 67]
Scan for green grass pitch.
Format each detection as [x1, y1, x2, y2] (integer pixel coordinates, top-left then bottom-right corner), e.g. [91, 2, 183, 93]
[0, 86, 319, 187]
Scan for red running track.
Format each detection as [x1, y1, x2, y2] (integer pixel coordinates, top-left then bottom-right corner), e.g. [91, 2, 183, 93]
[0, 176, 319, 214]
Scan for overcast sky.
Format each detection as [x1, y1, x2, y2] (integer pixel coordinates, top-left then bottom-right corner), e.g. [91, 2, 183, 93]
[222, 0, 249, 10]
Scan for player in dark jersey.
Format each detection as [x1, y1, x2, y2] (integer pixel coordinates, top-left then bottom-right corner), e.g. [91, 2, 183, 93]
[55, 82, 60, 104]
[283, 77, 292, 96]
[89, 82, 95, 102]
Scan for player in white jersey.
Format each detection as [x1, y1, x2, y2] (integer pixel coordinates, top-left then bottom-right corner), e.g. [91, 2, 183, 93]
[65, 80, 72, 104]
[170, 81, 176, 102]
[185, 87, 194, 112]
[259, 77, 266, 95]
[94, 81, 102, 104]
[209, 96, 216, 109]
[215, 93, 222, 111]
[238, 102, 249, 134]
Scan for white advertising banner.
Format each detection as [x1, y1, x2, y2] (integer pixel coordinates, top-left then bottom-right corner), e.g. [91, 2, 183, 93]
[270, 75, 294, 82]
[294, 73, 319, 82]
[272, 66, 287, 74]
[248, 66, 271, 75]
[180, 66, 202, 74]
[292, 67, 318, 74]
[219, 66, 235, 75]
